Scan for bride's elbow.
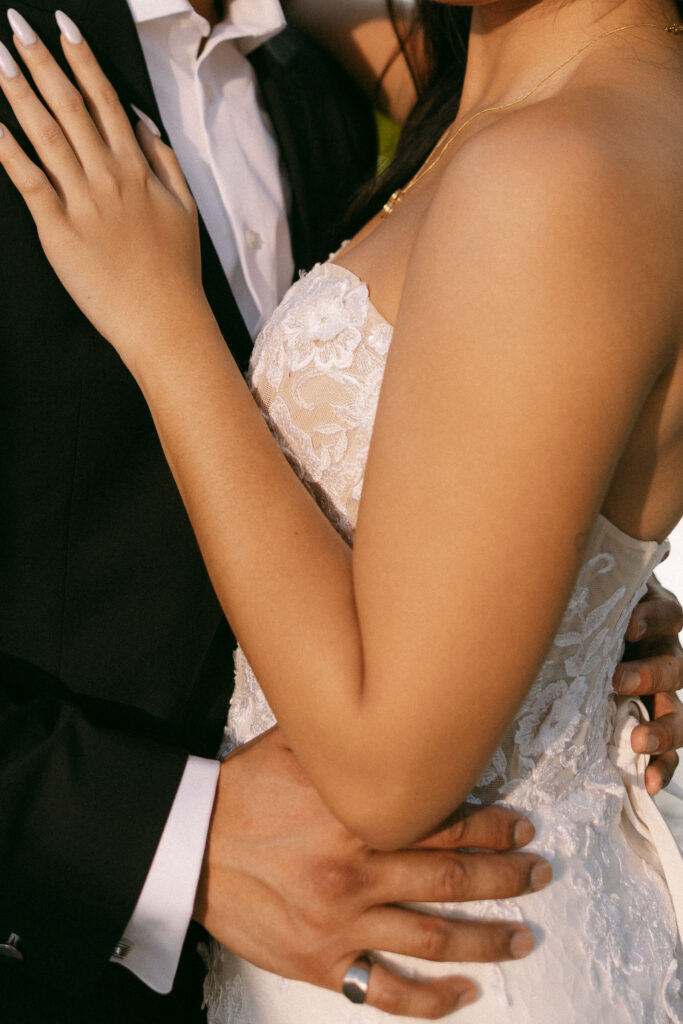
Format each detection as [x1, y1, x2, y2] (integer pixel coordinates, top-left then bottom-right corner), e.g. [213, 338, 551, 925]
[325, 774, 452, 850]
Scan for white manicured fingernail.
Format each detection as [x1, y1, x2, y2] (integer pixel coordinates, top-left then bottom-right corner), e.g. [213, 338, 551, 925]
[8, 9, 37, 46]
[131, 104, 161, 138]
[55, 10, 83, 44]
[0, 40, 19, 79]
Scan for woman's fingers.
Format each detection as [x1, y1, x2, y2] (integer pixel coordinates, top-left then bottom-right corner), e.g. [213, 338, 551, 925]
[135, 120, 195, 211]
[7, 8, 111, 179]
[0, 36, 83, 194]
[0, 120, 64, 223]
[55, 10, 141, 158]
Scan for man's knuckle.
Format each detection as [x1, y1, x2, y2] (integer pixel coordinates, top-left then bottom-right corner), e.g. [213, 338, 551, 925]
[444, 817, 468, 845]
[416, 916, 451, 960]
[308, 858, 363, 903]
[372, 975, 404, 1016]
[423, 989, 454, 1020]
[441, 855, 469, 898]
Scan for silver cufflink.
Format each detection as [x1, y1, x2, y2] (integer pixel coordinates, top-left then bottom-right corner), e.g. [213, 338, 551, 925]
[0, 933, 23, 962]
[112, 940, 133, 960]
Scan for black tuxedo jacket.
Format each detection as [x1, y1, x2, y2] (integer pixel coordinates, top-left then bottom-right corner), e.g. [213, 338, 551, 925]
[0, 2, 376, 1020]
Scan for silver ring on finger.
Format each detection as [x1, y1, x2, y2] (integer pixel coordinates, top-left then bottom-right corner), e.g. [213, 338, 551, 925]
[342, 953, 374, 1004]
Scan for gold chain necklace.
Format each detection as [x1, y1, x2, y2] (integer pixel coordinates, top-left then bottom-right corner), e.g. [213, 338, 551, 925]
[381, 21, 683, 218]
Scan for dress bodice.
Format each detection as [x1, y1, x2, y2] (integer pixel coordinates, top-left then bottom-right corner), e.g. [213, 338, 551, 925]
[211, 262, 682, 1024]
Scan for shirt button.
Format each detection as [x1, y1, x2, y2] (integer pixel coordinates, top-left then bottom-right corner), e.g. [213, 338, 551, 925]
[245, 230, 262, 251]
[203, 83, 214, 103]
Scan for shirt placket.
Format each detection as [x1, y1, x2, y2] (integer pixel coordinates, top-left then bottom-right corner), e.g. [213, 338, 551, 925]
[198, 32, 293, 335]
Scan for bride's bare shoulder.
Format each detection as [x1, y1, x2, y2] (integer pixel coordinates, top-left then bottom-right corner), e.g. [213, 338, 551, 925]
[428, 70, 683, 298]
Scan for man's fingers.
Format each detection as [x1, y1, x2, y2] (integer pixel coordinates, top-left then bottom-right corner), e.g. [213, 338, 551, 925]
[614, 652, 683, 697]
[360, 905, 535, 964]
[645, 750, 680, 794]
[625, 580, 683, 643]
[414, 803, 535, 851]
[333, 956, 478, 1018]
[370, 849, 551, 905]
[632, 708, 683, 758]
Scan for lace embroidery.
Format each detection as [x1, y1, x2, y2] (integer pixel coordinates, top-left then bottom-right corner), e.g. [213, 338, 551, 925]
[207, 263, 680, 1023]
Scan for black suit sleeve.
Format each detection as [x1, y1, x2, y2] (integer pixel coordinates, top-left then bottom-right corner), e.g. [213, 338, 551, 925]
[0, 7, 233, 1009]
[0, 654, 188, 998]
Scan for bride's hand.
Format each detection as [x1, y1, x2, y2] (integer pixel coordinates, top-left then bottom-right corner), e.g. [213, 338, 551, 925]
[0, 10, 206, 374]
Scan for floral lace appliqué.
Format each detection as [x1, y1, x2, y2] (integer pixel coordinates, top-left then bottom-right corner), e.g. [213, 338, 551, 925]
[206, 263, 680, 1024]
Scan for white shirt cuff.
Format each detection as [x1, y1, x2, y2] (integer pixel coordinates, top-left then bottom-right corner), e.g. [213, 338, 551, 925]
[110, 755, 220, 993]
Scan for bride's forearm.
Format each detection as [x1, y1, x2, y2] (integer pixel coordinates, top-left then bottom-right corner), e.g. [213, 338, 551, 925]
[132, 311, 422, 845]
[134, 302, 511, 849]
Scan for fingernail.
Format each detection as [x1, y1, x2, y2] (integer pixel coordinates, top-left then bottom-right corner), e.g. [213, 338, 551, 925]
[529, 861, 552, 892]
[131, 103, 161, 138]
[0, 124, 5, 139]
[55, 10, 83, 44]
[7, 9, 37, 46]
[617, 668, 640, 693]
[509, 929, 534, 959]
[636, 733, 659, 754]
[633, 619, 647, 641]
[455, 988, 479, 1009]
[0, 41, 19, 79]
[513, 819, 535, 847]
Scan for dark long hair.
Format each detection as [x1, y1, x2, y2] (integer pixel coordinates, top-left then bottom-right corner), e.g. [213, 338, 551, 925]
[344, 0, 683, 238]
[344, 1, 471, 237]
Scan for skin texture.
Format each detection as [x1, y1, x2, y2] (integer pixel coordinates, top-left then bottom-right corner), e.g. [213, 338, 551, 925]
[0, 5, 681, 1013]
[194, 727, 549, 1017]
[283, 0, 683, 792]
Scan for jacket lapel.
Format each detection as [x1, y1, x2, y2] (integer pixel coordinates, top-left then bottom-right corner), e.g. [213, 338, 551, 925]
[250, 27, 377, 272]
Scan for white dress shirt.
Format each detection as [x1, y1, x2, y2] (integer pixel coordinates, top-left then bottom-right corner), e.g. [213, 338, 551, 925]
[129, 0, 292, 336]
[111, 0, 291, 993]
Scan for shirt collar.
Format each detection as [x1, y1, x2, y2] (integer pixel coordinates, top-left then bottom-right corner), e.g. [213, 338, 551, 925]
[126, 0, 285, 45]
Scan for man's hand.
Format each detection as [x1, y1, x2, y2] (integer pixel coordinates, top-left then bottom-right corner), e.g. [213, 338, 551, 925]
[614, 574, 683, 793]
[194, 728, 550, 1019]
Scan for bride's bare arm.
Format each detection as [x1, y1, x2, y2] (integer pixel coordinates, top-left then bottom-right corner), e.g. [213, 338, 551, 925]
[0, 26, 680, 848]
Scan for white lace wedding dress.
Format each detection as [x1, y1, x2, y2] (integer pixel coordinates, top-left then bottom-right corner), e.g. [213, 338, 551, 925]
[202, 262, 683, 1023]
